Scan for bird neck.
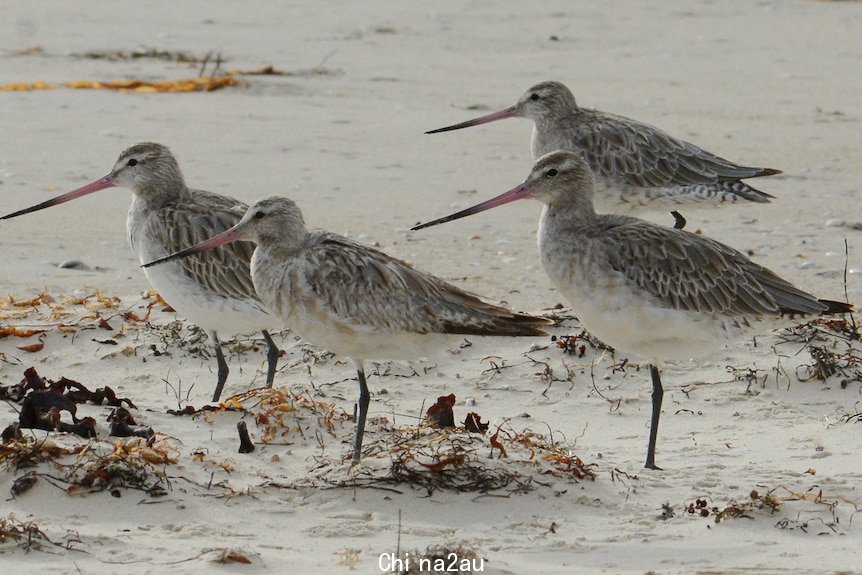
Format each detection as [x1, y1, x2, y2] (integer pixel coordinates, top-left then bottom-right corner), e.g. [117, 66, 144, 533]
[542, 191, 599, 231]
[254, 227, 311, 261]
[535, 106, 580, 131]
[134, 179, 189, 210]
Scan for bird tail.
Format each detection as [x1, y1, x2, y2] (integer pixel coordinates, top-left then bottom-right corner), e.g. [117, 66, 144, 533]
[724, 180, 775, 203]
[749, 167, 782, 178]
[818, 299, 854, 315]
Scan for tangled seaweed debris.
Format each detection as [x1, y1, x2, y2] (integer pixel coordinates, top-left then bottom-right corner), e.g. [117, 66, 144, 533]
[0, 435, 86, 471]
[231, 388, 597, 495]
[675, 484, 860, 533]
[681, 490, 782, 523]
[164, 387, 353, 449]
[2, 435, 178, 498]
[0, 289, 170, 359]
[0, 367, 138, 439]
[425, 394, 489, 434]
[777, 316, 862, 386]
[240, 387, 352, 444]
[0, 365, 174, 498]
[275, 421, 596, 496]
[74, 47, 210, 63]
[0, 514, 72, 552]
[552, 330, 614, 358]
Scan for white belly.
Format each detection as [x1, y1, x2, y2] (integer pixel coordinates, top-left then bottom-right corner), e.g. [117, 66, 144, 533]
[130, 226, 277, 336]
[142, 259, 277, 335]
[563, 283, 745, 363]
[287, 304, 455, 362]
[539, 229, 747, 364]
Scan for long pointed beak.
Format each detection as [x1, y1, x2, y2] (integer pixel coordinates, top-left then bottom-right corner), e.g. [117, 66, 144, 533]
[142, 223, 247, 268]
[0, 174, 116, 220]
[411, 183, 531, 231]
[425, 105, 519, 134]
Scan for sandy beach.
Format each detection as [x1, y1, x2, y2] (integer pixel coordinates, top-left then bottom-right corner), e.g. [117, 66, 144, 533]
[2, 1, 862, 573]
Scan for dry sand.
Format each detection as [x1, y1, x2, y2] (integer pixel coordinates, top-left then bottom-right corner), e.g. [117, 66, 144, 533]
[1, 1, 861, 573]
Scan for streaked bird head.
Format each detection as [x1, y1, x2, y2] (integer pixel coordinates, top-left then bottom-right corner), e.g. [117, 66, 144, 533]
[521, 150, 594, 205]
[109, 142, 186, 198]
[236, 196, 307, 247]
[514, 81, 579, 124]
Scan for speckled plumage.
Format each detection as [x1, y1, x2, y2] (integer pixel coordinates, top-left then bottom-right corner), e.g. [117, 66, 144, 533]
[428, 80, 780, 218]
[143, 196, 550, 462]
[1, 142, 281, 402]
[412, 151, 851, 469]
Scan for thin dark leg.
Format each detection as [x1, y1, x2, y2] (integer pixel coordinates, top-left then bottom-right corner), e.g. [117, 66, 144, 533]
[645, 364, 664, 470]
[211, 331, 229, 403]
[352, 363, 371, 463]
[260, 330, 280, 388]
[671, 211, 686, 230]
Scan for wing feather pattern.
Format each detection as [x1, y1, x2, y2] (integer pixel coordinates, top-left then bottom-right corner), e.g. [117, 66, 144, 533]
[300, 234, 549, 337]
[569, 109, 780, 191]
[601, 221, 829, 317]
[142, 189, 260, 302]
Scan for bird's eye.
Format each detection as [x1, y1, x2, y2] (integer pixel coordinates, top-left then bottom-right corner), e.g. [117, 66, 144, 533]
[546, 168, 558, 177]
[530, 93, 540, 101]
[127, 159, 138, 167]
[253, 211, 265, 220]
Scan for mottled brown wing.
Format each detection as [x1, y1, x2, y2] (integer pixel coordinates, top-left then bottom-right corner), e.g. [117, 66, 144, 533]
[572, 109, 777, 188]
[301, 234, 549, 336]
[601, 221, 827, 317]
[144, 189, 261, 302]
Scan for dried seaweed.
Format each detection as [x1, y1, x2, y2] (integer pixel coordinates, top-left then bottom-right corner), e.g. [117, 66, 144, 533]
[0, 76, 241, 93]
[108, 407, 154, 439]
[680, 485, 859, 534]
[425, 394, 456, 428]
[779, 316, 859, 346]
[387, 435, 518, 495]
[774, 316, 862, 386]
[463, 412, 488, 434]
[2, 429, 176, 499]
[0, 289, 162, 356]
[1, 367, 138, 439]
[0, 326, 46, 338]
[0, 514, 69, 552]
[552, 330, 613, 357]
[798, 344, 862, 386]
[75, 48, 209, 63]
[681, 490, 782, 524]
[24, 437, 179, 498]
[1, 436, 86, 470]
[238, 387, 351, 444]
[278, 423, 595, 496]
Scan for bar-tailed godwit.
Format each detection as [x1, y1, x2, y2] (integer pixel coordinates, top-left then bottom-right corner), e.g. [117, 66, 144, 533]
[412, 150, 851, 469]
[142, 196, 550, 462]
[427, 81, 781, 229]
[1, 143, 281, 402]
